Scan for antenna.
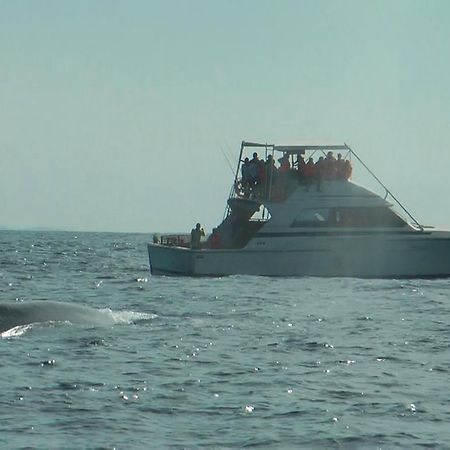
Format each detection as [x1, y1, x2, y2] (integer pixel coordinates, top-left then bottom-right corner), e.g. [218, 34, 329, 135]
[219, 144, 235, 176]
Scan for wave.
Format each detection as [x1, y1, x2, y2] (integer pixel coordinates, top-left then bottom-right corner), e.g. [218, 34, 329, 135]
[1, 324, 34, 338]
[0, 301, 156, 337]
[103, 309, 157, 324]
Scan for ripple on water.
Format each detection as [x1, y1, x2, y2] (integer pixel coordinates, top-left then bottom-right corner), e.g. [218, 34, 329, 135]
[2, 231, 450, 448]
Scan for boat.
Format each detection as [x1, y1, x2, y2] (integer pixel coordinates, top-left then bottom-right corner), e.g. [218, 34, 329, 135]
[148, 141, 450, 278]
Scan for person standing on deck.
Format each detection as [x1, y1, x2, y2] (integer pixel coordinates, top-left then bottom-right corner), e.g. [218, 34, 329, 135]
[190, 223, 205, 249]
[303, 157, 316, 190]
[297, 154, 306, 181]
[315, 156, 324, 191]
[241, 157, 252, 196]
[343, 159, 352, 180]
[208, 228, 221, 249]
[278, 153, 291, 173]
[336, 153, 346, 179]
[323, 151, 337, 179]
[249, 152, 259, 185]
[241, 157, 250, 183]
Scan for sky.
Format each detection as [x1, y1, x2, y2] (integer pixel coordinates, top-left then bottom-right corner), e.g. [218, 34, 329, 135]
[1, 0, 450, 233]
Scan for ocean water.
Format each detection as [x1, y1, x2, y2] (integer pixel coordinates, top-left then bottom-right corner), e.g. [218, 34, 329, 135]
[1, 231, 450, 449]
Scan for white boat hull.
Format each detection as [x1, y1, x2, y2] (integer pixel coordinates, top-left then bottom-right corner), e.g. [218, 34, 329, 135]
[148, 231, 450, 278]
[148, 141, 450, 278]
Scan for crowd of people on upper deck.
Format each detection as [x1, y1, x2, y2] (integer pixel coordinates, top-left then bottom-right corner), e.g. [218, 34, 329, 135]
[238, 150, 352, 199]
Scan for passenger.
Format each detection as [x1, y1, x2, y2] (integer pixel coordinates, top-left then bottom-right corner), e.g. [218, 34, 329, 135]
[303, 158, 315, 177]
[209, 228, 221, 249]
[266, 154, 276, 170]
[315, 156, 324, 191]
[278, 153, 291, 173]
[343, 159, 352, 180]
[257, 158, 266, 184]
[190, 223, 205, 249]
[323, 151, 337, 179]
[241, 157, 252, 196]
[241, 157, 251, 185]
[249, 152, 259, 185]
[265, 154, 277, 183]
[303, 157, 316, 190]
[336, 153, 346, 179]
[273, 153, 290, 200]
[297, 154, 306, 180]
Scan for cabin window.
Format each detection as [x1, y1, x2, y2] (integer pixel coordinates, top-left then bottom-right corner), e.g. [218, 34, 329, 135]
[292, 207, 406, 228]
[335, 207, 406, 227]
[291, 208, 331, 227]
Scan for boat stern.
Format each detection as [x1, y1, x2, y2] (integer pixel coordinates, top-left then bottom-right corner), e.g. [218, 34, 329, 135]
[148, 243, 194, 275]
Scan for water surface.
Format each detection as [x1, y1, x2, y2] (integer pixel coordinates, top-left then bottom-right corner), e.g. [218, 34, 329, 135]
[1, 230, 449, 448]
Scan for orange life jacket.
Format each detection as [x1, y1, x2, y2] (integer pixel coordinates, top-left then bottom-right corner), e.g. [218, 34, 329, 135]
[279, 159, 290, 173]
[303, 164, 315, 178]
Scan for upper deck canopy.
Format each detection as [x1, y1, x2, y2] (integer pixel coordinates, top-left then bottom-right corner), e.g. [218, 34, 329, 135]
[242, 141, 348, 155]
[236, 140, 422, 229]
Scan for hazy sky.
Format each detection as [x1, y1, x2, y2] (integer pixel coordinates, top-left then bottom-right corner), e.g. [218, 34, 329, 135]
[1, 0, 450, 232]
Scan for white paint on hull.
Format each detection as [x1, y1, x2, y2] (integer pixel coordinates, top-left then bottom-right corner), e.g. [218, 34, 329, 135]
[148, 231, 450, 278]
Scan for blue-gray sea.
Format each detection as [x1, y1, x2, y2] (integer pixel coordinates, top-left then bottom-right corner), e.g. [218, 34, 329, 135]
[1, 230, 450, 449]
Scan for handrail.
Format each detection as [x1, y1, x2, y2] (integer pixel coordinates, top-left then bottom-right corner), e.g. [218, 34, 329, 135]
[345, 143, 424, 231]
[234, 141, 245, 186]
[223, 141, 246, 219]
[223, 183, 235, 220]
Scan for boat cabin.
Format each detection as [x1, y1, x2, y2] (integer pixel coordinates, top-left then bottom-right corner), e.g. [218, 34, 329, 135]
[211, 141, 420, 249]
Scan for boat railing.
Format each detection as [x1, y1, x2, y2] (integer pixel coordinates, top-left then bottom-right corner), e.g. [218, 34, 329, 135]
[232, 172, 298, 204]
[153, 233, 191, 248]
[228, 141, 352, 208]
[345, 143, 424, 231]
[226, 140, 424, 231]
